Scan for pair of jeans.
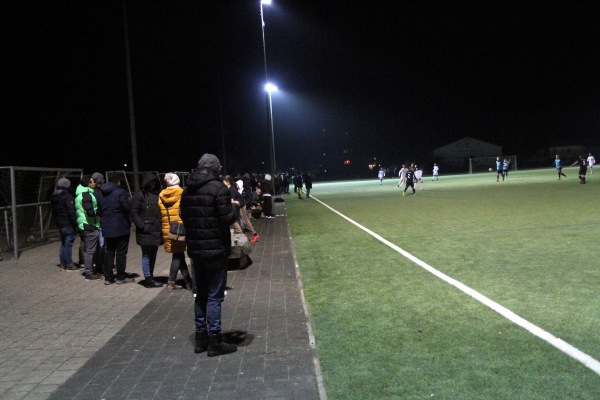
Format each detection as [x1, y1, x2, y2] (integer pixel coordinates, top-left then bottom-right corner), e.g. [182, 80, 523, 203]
[141, 245, 158, 278]
[104, 235, 130, 280]
[168, 252, 190, 282]
[58, 226, 77, 266]
[192, 256, 228, 334]
[82, 229, 99, 276]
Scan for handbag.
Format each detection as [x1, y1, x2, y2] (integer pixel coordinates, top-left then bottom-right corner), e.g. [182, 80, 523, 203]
[160, 196, 186, 241]
[168, 222, 186, 241]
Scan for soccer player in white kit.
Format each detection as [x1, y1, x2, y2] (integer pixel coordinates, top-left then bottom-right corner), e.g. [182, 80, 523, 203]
[414, 165, 423, 190]
[397, 165, 408, 188]
[587, 153, 595, 174]
[378, 168, 385, 185]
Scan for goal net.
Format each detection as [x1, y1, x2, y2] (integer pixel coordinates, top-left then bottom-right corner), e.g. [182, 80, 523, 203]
[468, 155, 518, 174]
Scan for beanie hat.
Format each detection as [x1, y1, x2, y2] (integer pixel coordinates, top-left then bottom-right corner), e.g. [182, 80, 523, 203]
[197, 153, 221, 172]
[91, 172, 104, 185]
[164, 173, 180, 187]
[57, 178, 71, 189]
[264, 174, 272, 182]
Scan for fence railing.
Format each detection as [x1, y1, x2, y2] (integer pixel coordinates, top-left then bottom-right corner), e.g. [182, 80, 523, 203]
[0, 166, 84, 260]
[0, 167, 190, 261]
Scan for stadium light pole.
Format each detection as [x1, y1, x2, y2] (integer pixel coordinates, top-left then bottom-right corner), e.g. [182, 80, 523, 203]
[260, 0, 277, 196]
[122, 0, 140, 192]
[265, 83, 278, 195]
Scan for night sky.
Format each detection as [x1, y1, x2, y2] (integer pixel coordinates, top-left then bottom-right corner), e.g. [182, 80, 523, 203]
[5, 1, 600, 176]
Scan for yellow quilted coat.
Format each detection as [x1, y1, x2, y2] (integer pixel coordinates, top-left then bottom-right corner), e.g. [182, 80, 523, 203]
[158, 187, 187, 254]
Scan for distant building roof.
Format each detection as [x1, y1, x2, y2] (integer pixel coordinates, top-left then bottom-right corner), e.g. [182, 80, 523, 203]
[433, 137, 501, 158]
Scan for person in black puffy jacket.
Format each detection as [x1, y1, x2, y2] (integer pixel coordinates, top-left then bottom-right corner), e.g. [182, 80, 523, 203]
[131, 173, 164, 288]
[180, 154, 239, 357]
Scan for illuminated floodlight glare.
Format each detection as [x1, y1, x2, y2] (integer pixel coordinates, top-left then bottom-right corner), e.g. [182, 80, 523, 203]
[265, 83, 278, 93]
[261, 0, 272, 5]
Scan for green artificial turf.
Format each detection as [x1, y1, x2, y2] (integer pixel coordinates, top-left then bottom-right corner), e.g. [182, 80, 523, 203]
[286, 168, 600, 399]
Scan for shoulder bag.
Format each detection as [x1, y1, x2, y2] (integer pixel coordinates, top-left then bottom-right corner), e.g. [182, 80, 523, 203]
[160, 196, 186, 241]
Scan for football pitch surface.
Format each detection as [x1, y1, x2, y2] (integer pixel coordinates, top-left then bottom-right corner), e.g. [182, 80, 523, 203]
[286, 167, 600, 399]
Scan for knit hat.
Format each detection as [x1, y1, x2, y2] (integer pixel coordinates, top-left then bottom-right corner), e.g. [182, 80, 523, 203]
[91, 172, 104, 185]
[164, 173, 180, 187]
[57, 178, 70, 188]
[264, 174, 272, 181]
[197, 153, 221, 172]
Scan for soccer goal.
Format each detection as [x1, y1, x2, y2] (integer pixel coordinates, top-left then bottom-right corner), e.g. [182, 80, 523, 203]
[468, 155, 518, 174]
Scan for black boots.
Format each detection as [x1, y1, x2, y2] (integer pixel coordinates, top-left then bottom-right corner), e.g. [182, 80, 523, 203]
[144, 277, 164, 288]
[207, 333, 237, 357]
[194, 331, 208, 353]
[184, 275, 194, 291]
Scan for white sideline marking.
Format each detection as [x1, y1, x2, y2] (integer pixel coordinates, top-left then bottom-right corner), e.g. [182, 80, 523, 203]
[312, 196, 600, 377]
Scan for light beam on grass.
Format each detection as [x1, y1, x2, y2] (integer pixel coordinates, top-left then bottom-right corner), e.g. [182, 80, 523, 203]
[309, 195, 600, 377]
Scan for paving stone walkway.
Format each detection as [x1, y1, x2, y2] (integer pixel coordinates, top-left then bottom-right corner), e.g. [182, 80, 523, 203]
[0, 200, 324, 400]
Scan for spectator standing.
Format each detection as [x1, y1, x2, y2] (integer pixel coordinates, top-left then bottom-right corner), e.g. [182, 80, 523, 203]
[223, 175, 245, 234]
[180, 154, 240, 357]
[432, 164, 439, 181]
[91, 172, 105, 274]
[554, 154, 567, 180]
[283, 173, 290, 194]
[100, 172, 134, 285]
[295, 174, 304, 199]
[304, 172, 313, 199]
[75, 176, 102, 280]
[235, 179, 260, 243]
[131, 173, 164, 288]
[261, 174, 275, 218]
[587, 153, 595, 174]
[51, 177, 80, 271]
[159, 173, 193, 291]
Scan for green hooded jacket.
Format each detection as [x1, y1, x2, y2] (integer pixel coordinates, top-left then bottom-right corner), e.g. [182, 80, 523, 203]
[75, 184, 101, 231]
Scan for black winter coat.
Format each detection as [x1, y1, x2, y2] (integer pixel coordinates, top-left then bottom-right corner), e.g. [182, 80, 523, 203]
[51, 188, 78, 230]
[99, 182, 131, 238]
[180, 168, 239, 259]
[131, 189, 163, 247]
[304, 174, 313, 189]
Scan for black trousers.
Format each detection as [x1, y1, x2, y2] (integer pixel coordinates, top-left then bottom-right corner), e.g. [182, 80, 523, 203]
[104, 234, 130, 280]
[262, 195, 273, 217]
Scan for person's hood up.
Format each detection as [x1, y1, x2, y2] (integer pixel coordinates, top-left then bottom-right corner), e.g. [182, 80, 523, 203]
[185, 168, 218, 194]
[141, 172, 158, 193]
[236, 180, 244, 194]
[159, 186, 182, 207]
[197, 153, 221, 173]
